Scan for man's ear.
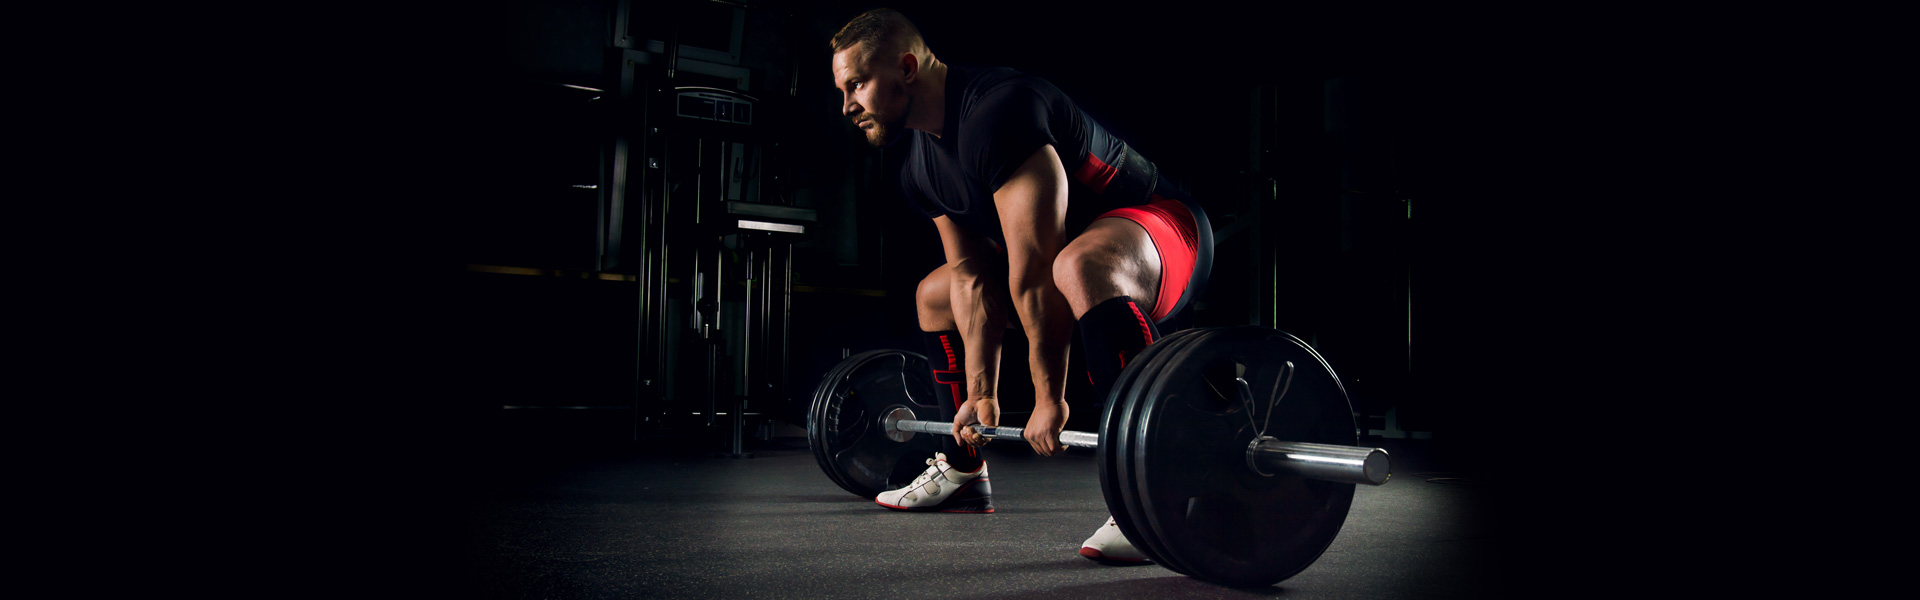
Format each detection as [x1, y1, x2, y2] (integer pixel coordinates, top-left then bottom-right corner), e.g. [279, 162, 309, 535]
[899, 51, 920, 83]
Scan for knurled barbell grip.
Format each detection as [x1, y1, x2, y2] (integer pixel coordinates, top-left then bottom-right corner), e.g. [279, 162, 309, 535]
[886, 416, 1389, 485]
[889, 417, 1098, 447]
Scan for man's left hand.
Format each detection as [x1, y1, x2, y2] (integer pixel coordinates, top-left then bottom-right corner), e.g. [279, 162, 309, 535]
[1023, 399, 1070, 457]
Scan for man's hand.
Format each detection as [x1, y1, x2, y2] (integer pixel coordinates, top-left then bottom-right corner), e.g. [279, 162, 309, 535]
[953, 397, 1000, 448]
[1023, 399, 1070, 457]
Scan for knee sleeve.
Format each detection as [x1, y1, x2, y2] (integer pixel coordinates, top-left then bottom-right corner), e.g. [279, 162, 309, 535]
[1078, 296, 1161, 407]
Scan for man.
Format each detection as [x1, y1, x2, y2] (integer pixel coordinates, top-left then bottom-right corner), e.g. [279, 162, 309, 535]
[829, 8, 1210, 564]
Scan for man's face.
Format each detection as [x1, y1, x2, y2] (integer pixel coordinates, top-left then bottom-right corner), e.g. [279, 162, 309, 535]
[832, 43, 910, 147]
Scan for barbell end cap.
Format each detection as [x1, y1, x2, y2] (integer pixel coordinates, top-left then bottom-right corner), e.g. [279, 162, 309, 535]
[1364, 447, 1391, 485]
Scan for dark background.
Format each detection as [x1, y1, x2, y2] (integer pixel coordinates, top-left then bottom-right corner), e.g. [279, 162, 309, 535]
[338, 8, 1619, 573]
[426, 0, 1526, 451]
[247, 0, 1765, 595]
[121, 2, 1866, 593]
[144, 1, 1878, 593]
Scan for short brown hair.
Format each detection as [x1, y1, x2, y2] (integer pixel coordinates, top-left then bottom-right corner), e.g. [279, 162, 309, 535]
[829, 8, 928, 62]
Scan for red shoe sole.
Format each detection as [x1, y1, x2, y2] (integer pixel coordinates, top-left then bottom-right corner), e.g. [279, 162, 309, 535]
[1079, 546, 1149, 564]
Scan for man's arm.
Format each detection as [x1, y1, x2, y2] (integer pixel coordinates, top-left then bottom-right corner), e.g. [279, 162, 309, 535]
[933, 214, 1011, 447]
[993, 144, 1076, 456]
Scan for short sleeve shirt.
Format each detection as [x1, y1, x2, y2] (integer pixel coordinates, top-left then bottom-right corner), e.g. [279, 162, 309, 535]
[897, 66, 1166, 246]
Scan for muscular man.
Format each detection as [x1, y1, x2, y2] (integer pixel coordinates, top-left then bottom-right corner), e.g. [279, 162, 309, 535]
[830, 9, 1210, 563]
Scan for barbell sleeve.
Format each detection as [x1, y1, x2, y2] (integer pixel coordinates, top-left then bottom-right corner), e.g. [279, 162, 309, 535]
[886, 416, 1389, 485]
[1246, 437, 1391, 485]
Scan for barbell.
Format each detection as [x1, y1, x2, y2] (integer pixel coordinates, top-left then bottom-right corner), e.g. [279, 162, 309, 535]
[807, 325, 1388, 587]
[886, 417, 1389, 485]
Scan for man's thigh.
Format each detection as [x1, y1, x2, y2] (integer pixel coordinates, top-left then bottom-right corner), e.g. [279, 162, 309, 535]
[1056, 217, 1162, 318]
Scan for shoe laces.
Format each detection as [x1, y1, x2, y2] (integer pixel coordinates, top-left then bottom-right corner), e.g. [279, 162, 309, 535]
[908, 455, 948, 489]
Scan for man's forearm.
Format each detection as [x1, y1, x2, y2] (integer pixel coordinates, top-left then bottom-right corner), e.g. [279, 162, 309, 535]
[948, 261, 1007, 401]
[1010, 273, 1074, 406]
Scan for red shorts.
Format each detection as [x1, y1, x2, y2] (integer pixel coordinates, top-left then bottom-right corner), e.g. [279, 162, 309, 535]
[1095, 196, 1198, 322]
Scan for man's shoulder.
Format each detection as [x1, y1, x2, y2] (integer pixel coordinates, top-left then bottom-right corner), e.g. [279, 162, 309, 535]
[954, 66, 1065, 139]
[957, 65, 1054, 101]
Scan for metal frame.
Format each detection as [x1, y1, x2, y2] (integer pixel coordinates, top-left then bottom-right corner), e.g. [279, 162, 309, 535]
[614, 0, 749, 66]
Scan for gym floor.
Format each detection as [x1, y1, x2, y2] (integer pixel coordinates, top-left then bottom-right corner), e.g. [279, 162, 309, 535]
[415, 414, 1509, 599]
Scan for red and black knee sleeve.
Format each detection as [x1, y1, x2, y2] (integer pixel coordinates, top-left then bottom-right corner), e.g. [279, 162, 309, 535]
[1078, 296, 1161, 407]
[921, 331, 983, 471]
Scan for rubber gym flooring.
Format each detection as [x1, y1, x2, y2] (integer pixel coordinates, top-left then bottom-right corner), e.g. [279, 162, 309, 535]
[424, 414, 1511, 599]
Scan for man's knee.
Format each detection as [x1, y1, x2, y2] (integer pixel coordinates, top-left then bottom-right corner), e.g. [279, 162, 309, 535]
[1051, 245, 1098, 311]
[916, 266, 955, 331]
[1054, 238, 1153, 318]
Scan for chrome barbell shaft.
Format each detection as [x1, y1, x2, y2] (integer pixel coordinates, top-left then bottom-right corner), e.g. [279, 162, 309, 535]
[886, 416, 1390, 485]
[892, 417, 1101, 448]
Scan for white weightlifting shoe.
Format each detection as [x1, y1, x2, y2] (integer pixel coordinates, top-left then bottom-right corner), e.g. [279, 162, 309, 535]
[873, 452, 993, 513]
[1079, 516, 1150, 563]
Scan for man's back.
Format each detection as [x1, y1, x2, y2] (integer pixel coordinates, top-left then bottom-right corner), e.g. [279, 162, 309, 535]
[897, 65, 1173, 247]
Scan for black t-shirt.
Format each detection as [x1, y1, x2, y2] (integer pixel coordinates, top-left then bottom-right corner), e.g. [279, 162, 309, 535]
[897, 65, 1170, 247]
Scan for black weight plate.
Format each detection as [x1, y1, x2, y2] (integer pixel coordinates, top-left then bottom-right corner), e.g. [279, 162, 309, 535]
[1100, 330, 1173, 566]
[1117, 327, 1222, 575]
[1096, 355, 1140, 560]
[808, 352, 865, 490]
[1121, 330, 1221, 573]
[811, 351, 895, 495]
[1132, 326, 1357, 587]
[1097, 343, 1155, 563]
[807, 352, 867, 492]
[1103, 329, 1211, 564]
[1100, 327, 1214, 572]
[812, 350, 923, 497]
[808, 350, 944, 498]
[812, 350, 885, 492]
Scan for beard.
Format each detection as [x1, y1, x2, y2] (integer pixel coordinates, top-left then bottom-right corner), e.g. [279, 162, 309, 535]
[858, 94, 911, 148]
[862, 118, 899, 147]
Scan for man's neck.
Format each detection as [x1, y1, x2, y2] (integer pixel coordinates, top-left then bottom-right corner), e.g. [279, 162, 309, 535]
[909, 60, 949, 138]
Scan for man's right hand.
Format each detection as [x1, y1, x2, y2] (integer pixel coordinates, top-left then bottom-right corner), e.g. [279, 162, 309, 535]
[953, 397, 1000, 448]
